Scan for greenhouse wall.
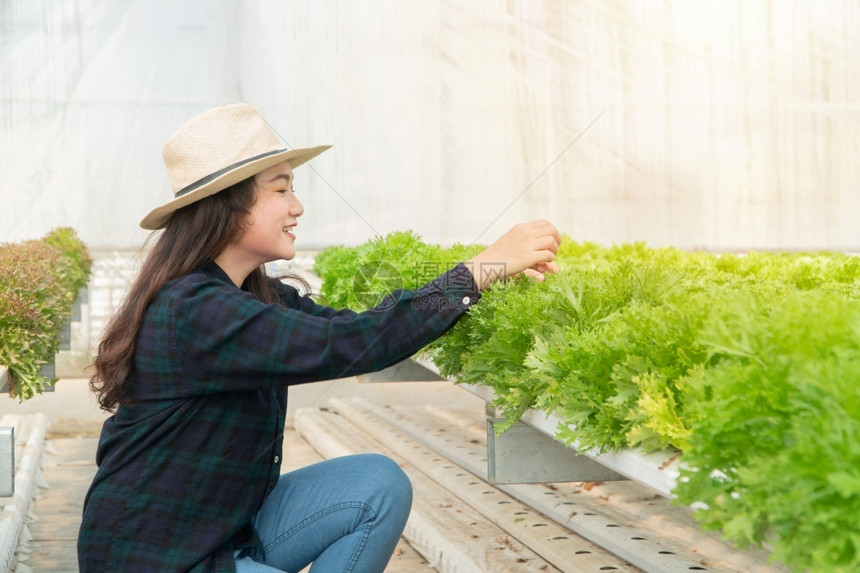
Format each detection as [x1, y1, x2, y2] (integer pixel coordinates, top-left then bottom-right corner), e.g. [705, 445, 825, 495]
[0, 0, 857, 251]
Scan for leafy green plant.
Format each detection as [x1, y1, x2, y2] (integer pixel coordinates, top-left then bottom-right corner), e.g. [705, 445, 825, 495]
[315, 232, 860, 572]
[675, 291, 860, 572]
[0, 228, 92, 399]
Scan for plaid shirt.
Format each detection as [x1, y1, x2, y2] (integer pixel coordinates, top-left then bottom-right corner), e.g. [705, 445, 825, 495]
[78, 261, 479, 572]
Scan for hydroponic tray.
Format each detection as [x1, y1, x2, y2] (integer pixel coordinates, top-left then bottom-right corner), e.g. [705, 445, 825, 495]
[412, 355, 681, 498]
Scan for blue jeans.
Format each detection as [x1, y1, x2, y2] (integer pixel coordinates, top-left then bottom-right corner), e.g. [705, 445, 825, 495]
[234, 453, 413, 573]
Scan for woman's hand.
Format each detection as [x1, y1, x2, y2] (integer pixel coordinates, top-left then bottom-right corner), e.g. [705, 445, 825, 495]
[466, 220, 561, 290]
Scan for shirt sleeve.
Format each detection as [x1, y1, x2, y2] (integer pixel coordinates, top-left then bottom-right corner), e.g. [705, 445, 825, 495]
[273, 281, 361, 320]
[168, 263, 480, 395]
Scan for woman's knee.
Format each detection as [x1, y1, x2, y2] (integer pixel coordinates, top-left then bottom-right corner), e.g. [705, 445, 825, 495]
[354, 453, 413, 509]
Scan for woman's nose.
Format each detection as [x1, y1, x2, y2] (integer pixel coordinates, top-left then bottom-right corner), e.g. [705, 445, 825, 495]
[290, 193, 304, 217]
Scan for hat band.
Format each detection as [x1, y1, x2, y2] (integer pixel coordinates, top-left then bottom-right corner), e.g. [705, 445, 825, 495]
[174, 148, 288, 198]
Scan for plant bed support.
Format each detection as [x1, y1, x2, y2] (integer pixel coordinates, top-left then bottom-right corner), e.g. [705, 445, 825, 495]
[0, 426, 11, 498]
[487, 418, 628, 484]
[413, 355, 680, 498]
[0, 413, 48, 572]
[0, 367, 10, 497]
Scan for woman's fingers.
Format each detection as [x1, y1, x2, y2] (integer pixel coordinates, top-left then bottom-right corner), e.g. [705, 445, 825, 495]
[466, 221, 562, 290]
[533, 260, 560, 274]
[521, 259, 560, 282]
[521, 268, 545, 281]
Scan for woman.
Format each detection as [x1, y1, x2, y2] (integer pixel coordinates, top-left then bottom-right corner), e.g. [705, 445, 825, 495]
[78, 103, 560, 572]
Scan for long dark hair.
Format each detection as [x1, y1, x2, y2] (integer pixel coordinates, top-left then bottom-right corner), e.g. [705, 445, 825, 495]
[90, 177, 289, 412]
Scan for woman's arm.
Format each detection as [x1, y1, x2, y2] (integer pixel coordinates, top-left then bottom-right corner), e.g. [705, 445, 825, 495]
[148, 221, 560, 398]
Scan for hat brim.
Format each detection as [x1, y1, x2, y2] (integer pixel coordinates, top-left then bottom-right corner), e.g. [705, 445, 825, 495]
[140, 144, 331, 230]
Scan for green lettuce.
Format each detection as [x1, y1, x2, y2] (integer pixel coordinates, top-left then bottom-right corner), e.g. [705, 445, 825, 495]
[315, 232, 860, 572]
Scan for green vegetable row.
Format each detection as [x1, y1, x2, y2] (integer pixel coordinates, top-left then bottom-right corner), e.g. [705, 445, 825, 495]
[314, 232, 860, 573]
[0, 228, 92, 400]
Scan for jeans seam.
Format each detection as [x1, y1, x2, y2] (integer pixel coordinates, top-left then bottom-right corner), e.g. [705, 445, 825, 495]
[344, 521, 374, 573]
[262, 500, 377, 559]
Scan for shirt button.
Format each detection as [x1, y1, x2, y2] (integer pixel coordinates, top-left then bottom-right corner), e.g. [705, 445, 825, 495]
[462, 296, 471, 305]
[274, 455, 280, 463]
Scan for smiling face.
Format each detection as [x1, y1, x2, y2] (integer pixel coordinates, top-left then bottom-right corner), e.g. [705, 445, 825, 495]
[245, 161, 303, 262]
[213, 161, 304, 285]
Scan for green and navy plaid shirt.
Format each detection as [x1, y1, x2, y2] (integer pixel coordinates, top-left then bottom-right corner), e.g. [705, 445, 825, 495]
[78, 261, 479, 572]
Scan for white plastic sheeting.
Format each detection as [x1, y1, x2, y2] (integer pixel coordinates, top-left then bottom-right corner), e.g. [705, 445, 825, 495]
[0, 0, 239, 248]
[1, 1, 858, 250]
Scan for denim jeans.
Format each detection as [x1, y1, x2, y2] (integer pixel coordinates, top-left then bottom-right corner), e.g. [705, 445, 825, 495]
[234, 453, 413, 573]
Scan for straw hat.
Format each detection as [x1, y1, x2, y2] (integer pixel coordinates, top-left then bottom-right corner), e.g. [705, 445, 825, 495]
[140, 103, 331, 230]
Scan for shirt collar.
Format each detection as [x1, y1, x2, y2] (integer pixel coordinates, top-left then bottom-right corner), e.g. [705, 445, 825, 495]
[201, 261, 243, 290]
